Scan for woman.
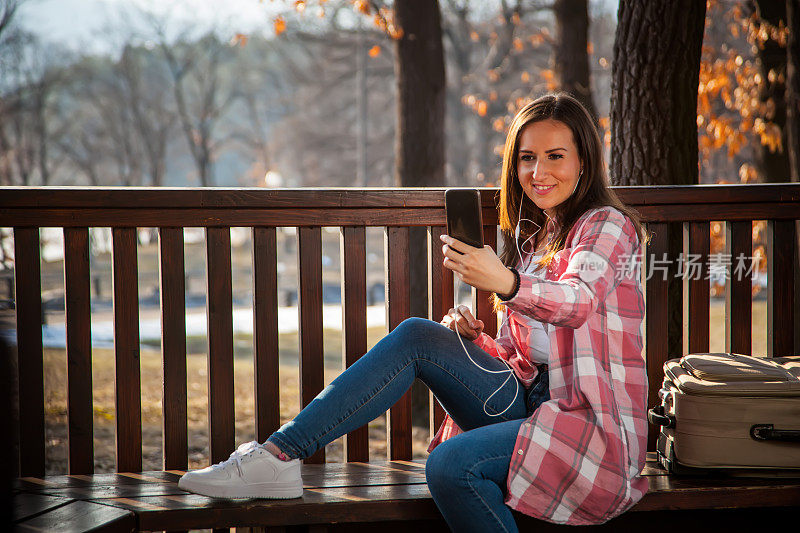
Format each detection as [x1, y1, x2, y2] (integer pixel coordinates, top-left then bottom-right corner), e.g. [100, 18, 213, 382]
[179, 93, 650, 531]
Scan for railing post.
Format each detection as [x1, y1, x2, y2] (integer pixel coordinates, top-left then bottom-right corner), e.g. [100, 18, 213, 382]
[683, 222, 710, 354]
[206, 227, 235, 466]
[644, 222, 669, 452]
[341, 226, 369, 462]
[298, 226, 325, 463]
[13, 227, 45, 477]
[767, 219, 796, 357]
[63, 227, 94, 474]
[385, 226, 411, 460]
[159, 227, 188, 470]
[112, 227, 142, 473]
[724, 221, 753, 355]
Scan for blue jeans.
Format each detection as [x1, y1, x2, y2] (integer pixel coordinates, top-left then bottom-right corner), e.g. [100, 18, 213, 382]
[267, 317, 550, 533]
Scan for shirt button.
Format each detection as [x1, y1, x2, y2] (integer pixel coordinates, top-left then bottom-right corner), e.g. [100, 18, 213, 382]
[517, 449, 524, 455]
[523, 422, 530, 427]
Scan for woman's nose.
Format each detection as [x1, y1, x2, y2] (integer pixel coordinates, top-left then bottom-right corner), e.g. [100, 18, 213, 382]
[532, 159, 541, 179]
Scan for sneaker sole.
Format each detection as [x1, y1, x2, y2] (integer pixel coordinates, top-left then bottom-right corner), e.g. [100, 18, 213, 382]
[178, 479, 303, 499]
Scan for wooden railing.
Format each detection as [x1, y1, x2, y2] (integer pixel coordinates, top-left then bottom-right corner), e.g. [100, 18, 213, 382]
[2, 184, 798, 477]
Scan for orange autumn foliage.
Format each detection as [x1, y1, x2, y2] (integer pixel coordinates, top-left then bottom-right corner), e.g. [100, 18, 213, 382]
[274, 15, 286, 36]
[698, 0, 789, 175]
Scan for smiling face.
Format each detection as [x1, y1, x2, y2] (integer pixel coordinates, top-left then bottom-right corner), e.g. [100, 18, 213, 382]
[516, 119, 582, 217]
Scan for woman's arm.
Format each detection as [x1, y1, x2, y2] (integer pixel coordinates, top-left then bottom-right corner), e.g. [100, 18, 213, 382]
[501, 207, 641, 329]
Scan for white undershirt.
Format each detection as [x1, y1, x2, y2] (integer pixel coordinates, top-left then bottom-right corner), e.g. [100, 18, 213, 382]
[519, 253, 550, 365]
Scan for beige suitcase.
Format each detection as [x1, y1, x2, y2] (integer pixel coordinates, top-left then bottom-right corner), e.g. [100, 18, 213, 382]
[649, 353, 800, 476]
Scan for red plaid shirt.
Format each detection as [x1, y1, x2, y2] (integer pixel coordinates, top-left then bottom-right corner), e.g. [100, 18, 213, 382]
[428, 206, 649, 525]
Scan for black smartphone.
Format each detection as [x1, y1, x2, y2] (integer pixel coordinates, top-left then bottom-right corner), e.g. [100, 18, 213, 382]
[445, 188, 484, 254]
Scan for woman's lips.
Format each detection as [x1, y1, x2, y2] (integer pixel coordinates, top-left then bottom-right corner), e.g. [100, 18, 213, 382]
[533, 184, 556, 196]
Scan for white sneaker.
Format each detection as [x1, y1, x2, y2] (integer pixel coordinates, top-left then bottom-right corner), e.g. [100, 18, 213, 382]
[178, 441, 303, 499]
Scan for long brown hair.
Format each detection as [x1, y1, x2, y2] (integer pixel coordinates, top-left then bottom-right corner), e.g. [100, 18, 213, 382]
[491, 92, 650, 314]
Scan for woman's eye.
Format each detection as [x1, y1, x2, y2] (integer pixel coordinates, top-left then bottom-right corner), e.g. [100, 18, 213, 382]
[549, 153, 563, 160]
[520, 155, 534, 162]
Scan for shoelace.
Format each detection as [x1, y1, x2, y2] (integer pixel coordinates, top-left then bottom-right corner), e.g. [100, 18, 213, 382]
[214, 440, 261, 477]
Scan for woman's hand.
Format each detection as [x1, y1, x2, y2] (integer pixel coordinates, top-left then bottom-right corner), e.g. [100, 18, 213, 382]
[440, 304, 484, 340]
[439, 234, 517, 295]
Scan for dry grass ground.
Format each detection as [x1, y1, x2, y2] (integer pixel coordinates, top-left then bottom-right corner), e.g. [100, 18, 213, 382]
[38, 299, 767, 474]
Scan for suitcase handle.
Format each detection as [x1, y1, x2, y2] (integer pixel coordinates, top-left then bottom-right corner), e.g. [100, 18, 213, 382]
[647, 405, 675, 428]
[750, 424, 800, 442]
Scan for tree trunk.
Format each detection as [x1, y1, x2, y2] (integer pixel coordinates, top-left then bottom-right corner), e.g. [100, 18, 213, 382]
[611, 0, 706, 186]
[611, 0, 707, 453]
[553, 0, 597, 121]
[786, 0, 800, 352]
[755, 0, 790, 183]
[394, 1, 446, 192]
[393, 0, 446, 430]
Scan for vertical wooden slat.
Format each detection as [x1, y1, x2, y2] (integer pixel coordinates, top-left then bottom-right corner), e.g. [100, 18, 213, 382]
[159, 227, 188, 470]
[385, 226, 411, 460]
[683, 222, 710, 354]
[298, 226, 325, 464]
[205, 227, 235, 465]
[767, 219, 795, 357]
[475, 224, 499, 339]
[724, 221, 752, 355]
[13, 227, 45, 477]
[666, 222, 684, 359]
[644, 222, 668, 452]
[427, 226, 451, 437]
[63, 227, 93, 474]
[340, 226, 369, 462]
[252, 227, 280, 444]
[112, 227, 142, 472]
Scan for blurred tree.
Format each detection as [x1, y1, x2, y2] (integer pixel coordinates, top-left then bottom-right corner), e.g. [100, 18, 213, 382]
[697, 0, 787, 184]
[257, 7, 397, 187]
[118, 45, 175, 187]
[0, 28, 65, 186]
[789, 0, 800, 183]
[754, 0, 790, 182]
[0, 0, 21, 39]
[443, 0, 547, 185]
[156, 29, 238, 187]
[393, 0, 446, 192]
[553, 0, 597, 121]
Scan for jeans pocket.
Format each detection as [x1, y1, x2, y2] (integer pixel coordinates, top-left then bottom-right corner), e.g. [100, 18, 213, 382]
[525, 370, 550, 415]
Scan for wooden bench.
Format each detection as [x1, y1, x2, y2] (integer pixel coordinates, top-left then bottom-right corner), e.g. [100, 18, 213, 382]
[3, 184, 800, 531]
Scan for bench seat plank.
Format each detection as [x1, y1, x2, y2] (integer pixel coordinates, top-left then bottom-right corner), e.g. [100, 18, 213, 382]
[12, 493, 73, 523]
[15, 499, 136, 533]
[13, 456, 800, 531]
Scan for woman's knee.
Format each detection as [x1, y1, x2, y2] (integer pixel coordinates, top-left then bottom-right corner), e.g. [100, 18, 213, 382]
[389, 317, 448, 348]
[361, 317, 442, 368]
[395, 316, 443, 337]
[426, 440, 465, 492]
